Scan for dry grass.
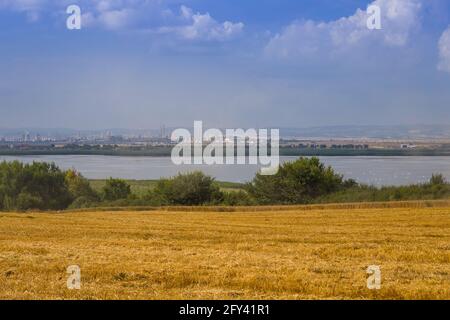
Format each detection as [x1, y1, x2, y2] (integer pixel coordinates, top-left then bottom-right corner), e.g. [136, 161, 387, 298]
[67, 199, 450, 213]
[0, 205, 449, 300]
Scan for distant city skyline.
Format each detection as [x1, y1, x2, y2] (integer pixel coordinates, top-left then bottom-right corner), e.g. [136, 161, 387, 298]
[3, 124, 450, 140]
[1, 0, 450, 129]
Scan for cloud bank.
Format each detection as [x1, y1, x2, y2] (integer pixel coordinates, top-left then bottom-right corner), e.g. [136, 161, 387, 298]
[155, 6, 244, 41]
[0, 0, 244, 41]
[438, 26, 450, 73]
[264, 0, 422, 61]
[2, 0, 450, 73]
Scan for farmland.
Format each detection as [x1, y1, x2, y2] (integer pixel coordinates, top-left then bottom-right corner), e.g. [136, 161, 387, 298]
[0, 203, 449, 300]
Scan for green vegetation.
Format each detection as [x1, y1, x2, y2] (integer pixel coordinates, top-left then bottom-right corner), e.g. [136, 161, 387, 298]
[88, 179, 244, 196]
[152, 172, 223, 205]
[246, 157, 355, 204]
[65, 169, 98, 200]
[0, 146, 173, 157]
[0, 161, 72, 211]
[102, 178, 132, 201]
[1, 158, 450, 211]
[319, 173, 450, 203]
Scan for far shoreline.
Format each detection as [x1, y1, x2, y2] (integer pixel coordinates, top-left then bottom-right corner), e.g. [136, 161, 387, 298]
[1, 148, 450, 157]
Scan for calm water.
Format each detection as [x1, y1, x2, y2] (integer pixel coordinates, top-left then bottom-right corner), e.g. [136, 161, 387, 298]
[1, 155, 450, 186]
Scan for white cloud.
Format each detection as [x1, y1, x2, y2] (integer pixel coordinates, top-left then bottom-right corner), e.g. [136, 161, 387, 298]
[265, 0, 423, 60]
[0, 0, 48, 21]
[0, 1, 244, 41]
[95, 8, 137, 30]
[157, 5, 244, 41]
[438, 26, 450, 73]
[0, 0, 45, 11]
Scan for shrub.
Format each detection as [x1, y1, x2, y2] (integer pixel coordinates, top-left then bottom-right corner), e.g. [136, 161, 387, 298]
[246, 157, 348, 204]
[154, 171, 223, 205]
[15, 192, 44, 211]
[102, 178, 132, 201]
[318, 174, 450, 204]
[65, 169, 99, 200]
[141, 190, 169, 206]
[69, 196, 98, 209]
[0, 161, 72, 211]
[222, 191, 256, 206]
[429, 173, 446, 186]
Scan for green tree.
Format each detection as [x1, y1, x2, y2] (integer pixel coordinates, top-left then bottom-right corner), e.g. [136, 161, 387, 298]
[246, 157, 346, 204]
[154, 171, 223, 205]
[102, 178, 131, 201]
[15, 192, 44, 211]
[65, 169, 99, 200]
[0, 161, 72, 210]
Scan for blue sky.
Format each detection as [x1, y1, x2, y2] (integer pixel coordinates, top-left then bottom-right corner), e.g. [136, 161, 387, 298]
[1, 0, 450, 130]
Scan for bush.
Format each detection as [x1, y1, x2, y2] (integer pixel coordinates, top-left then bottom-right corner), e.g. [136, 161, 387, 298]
[2, 159, 449, 211]
[246, 157, 348, 204]
[65, 169, 99, 200]
[68, 196, 98, 209]
[154, 171, 223, 205]
[222, 191, 256, 206]
[318, 175, 450, 204]
[140, 190, 169, 206]
[102, 178, 131, 201]
[430, 173, 446, 186]
[0, 161, 72, 211]
[15, 192, 44, 211]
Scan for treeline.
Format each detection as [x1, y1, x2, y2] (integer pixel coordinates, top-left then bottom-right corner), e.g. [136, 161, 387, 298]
[0, 158, 449, 211]
[3, 146, 450, 157]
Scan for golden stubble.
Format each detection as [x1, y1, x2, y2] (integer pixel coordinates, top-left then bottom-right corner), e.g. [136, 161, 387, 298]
[0, 206, 449, 300]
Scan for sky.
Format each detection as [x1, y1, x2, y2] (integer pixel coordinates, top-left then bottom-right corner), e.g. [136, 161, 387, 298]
[0, 0, 450, 130]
